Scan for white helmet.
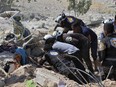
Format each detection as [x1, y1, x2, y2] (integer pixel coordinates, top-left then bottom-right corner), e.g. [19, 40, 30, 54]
[55, 15, 62, 23]
[43, 34, 53, 40]
[52, 30, 63, 39]
[55, 27, 64, 31]
[55, 13, 66, 23]
[53, 27, 64, 38]
[103, 19, 114, 24]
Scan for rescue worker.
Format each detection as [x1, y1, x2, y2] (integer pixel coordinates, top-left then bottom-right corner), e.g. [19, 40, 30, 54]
[53, 29, 94, 73]
[99, 23, 116, 80]
[99, 15, 116, 41]
[54, 13, 86, 33]
[13, 15, 35, 56]
[3, 44, 28, 72]
[14, 47, 28, 66]
[13, 15, 31, 42]
[71, 22, 99, 71]
[39, 34, 88, 84]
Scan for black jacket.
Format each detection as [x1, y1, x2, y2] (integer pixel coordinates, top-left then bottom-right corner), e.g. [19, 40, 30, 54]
[99, 33, 116, 67]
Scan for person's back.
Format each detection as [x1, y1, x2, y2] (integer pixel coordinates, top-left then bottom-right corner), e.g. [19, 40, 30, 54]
[54, 13, 86, 33]
[63, 16, 86, 30]
[15, 47, 28, 65]
[62, 33, 94, 72]
[43, 35, 89, 83]
[81, 26, 97, 42]
[52, 41, 79, 55]
[63, 33, 89, 49]
[99, 23, 116, 80]
[72, 22, 98, 71]
[101, 33, 116, 67]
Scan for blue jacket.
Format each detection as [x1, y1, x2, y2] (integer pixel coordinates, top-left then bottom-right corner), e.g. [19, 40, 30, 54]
[15, 47, 28, 65]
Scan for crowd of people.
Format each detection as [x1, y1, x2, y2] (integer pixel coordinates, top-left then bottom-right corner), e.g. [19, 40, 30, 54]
[0, 13, 116, 84]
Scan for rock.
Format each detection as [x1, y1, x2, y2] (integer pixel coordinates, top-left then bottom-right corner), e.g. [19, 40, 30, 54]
[34, 68, 79, 87]
[0, 51, 14, 61]
[0, 79, 5, 87]
[31, 47, 43, 57]
[5, 82, 26, 87]
[0, 69, 6, 78]
[5, 65, 36, 86]
[79, 13, 104, 27]
[0, 11, 19, 18]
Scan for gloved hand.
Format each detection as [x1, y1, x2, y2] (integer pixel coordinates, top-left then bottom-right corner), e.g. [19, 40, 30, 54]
[65, 36, 72, 42]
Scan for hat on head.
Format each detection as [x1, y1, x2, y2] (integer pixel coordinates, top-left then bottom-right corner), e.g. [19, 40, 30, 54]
[55, 13, 66, 23]
[103, 19, 114, 24]
[52, 30, 63, 39]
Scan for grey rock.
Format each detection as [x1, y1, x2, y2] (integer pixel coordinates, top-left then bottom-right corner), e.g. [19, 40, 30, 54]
[0, 80, 5, 87]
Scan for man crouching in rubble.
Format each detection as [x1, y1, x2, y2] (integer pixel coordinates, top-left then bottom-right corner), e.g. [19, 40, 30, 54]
[39, 34, 89, 84]
[3, 42, 29, 72]
[99, 23, 116, 80]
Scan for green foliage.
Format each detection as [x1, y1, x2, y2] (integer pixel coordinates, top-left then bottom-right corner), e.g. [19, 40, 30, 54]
[26, 80, 36, 87]
[68, 0, 92, 16]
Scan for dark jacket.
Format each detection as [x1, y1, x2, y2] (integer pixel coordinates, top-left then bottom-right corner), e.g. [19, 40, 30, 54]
[63, 33, 89, 49]
[99, 33, 116, 67]
[54, 16, 86, 32]
[63, 33, 94, 72]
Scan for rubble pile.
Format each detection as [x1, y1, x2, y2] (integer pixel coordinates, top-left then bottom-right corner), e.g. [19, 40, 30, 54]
[0, 8, 116, 87]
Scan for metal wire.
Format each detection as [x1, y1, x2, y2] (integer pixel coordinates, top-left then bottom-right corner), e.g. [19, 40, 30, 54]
[105, 65, 113, 80]
[97, 67, 102, 84]
[70, 67, 104, 87]
[57, 54, 104, 87]
[55, 56, 86, 87]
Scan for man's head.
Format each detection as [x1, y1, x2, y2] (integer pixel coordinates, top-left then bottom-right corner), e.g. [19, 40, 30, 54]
[55, 13, 66, 23]
[71, 22, 82, 33]
[43, 34, 55, 51]
[43, 34, 55, 44]
[104, 23, 114, 36]
[55, 13, 68, 28]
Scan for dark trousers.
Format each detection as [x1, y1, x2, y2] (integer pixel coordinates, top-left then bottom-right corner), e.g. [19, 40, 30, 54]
[91, 39, 98, 61]
[81, 41, 94, 72]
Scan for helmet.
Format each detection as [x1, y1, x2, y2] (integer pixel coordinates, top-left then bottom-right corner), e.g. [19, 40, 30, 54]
[5, 33, 15, 40]
[103, 19, 114, 24]
[52, 30, 63, 39]
[43, 34, 53, 40]
[55, 13, 67, 25]
[55, 27, 64, 31]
